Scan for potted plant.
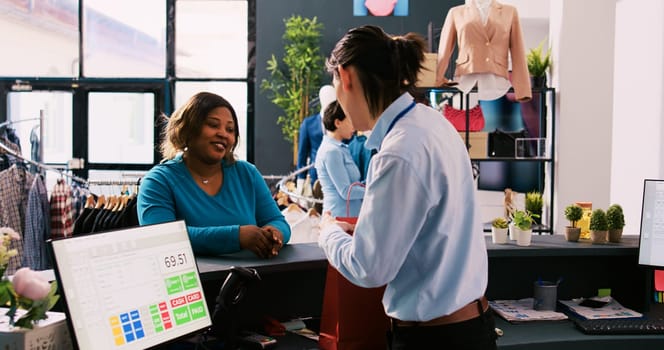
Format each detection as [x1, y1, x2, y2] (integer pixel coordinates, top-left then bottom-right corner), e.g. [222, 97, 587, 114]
[525, 190, 544, 226]
[563, 204, 583, 242]
[260, 15, 325, 165]
[606, 204, 625, 243]
[511, 210, 539, 246]
[491, 217, 509, 244]
[527, 38, 551, 88]
[589, 208, 609, 244]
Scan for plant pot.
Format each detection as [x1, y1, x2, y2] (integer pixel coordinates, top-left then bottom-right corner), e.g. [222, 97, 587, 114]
[530, 75, 547, 89]
[491, 227, 508, 244]
[508, 223, 516, 241]
[516, 228, 532, 246]
[608, 228, 623, 243]
[564, 227, 581, 242]
[590, 230, 608, 244]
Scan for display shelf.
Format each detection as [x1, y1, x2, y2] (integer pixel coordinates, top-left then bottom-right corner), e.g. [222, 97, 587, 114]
[423, 86, 556, 234]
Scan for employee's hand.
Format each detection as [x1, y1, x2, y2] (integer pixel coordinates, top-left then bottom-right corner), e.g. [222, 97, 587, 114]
[319, 211, 354, 234]
[262, 225, 284, 257]
[239, 225, 274, 259]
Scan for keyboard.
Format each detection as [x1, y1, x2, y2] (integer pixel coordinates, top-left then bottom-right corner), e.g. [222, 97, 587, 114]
[574, 318, 664, 335]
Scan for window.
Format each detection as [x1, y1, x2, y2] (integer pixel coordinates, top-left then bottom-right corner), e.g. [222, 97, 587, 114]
[88, 92, 155, 164]
[0, 0, 79, 77]
[83, 0, 166, 78]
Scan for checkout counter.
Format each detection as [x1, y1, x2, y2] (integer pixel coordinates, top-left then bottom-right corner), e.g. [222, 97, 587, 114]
[196, 235, 664, 349]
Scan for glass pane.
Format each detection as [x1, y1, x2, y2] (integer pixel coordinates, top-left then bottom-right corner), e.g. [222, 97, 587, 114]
[88, 92, 155, 164]
[83, 0, 166, 78]
[0, 0, 79, 77]
[7, 91, 73, 164]
[174, 82, 248, 160]
[176, 0, 248, 78]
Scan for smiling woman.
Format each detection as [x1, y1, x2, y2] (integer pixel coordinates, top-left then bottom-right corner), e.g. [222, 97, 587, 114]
[137, 92, 291, 258]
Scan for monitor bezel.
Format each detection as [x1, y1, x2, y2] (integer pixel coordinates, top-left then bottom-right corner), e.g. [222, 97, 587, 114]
[637, 179, 664, 269]
[47, 220, 212, 350]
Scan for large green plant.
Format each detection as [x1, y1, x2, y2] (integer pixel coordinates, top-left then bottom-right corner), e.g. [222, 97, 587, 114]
[260, 15, 325, 149]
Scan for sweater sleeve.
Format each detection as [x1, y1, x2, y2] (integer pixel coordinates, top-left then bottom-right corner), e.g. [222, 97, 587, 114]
[250, 164, 292, 244]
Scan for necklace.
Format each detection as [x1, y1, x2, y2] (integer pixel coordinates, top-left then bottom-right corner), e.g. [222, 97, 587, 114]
[201, 179, 210, 184]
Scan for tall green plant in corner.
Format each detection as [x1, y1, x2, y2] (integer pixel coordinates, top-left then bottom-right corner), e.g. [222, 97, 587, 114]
[260, 15, 325, 164]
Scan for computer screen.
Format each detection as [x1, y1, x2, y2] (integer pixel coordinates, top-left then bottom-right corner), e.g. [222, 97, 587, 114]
[50, 221, 212, 350]
[638, 179, 664, 268]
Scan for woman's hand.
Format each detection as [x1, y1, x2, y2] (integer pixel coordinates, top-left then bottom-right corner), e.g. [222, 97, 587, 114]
[320, 211, 355, 234]
[262, 225, 284, 256]
[239, 225, 275, 259]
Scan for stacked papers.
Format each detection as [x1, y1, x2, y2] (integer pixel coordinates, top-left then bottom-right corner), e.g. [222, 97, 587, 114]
[490, 299, 568, 322]
[558, 297, 642, 320]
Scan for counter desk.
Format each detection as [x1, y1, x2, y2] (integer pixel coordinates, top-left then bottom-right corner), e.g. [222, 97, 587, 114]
[194, 236, 664, 349]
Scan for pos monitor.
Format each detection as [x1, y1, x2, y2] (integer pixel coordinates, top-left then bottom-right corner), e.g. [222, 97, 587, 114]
[638, 179, 664, 268]
[49, 221, 212, 350]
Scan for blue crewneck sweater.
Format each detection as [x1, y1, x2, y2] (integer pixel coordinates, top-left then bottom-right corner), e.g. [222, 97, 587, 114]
[137, 154, 290, 255]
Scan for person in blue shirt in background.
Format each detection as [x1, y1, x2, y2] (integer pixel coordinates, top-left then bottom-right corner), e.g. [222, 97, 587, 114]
[315, 100, 365, 218]
[295, 84, 337, 192]
[137, 92, 290, 258]
[319, 25, 495, 349]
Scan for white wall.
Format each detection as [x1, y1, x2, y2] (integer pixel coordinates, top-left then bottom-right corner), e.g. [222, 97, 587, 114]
[611, 0, 664, 234]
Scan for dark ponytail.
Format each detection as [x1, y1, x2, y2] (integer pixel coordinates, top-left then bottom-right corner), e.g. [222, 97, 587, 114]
[327, 25, 426, 117]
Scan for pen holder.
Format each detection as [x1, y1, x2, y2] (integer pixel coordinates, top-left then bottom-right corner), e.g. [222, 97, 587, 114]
[533, 281, 558, 311]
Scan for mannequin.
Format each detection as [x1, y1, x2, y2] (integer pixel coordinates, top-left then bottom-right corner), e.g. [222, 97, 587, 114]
[296, 85, 336, 192]
[436, 0, 531, 102]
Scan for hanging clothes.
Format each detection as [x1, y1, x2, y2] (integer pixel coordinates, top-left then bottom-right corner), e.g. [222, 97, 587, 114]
[50, 178, 74, 238]
[0, 164, 34, 274]
[22, 174, 51, 270]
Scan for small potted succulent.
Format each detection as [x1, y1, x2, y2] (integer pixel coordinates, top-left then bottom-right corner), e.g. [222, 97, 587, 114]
[510, 210, 539, 247]
[491, 217, 509, 244]
[563, 204, 583, 242]
[589, 208, 609, 244]
[527, 38, 551, 88]
[606, 204, 625, 243]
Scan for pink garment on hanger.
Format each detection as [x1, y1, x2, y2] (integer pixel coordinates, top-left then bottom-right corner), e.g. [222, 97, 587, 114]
[365, 0, 397, 16]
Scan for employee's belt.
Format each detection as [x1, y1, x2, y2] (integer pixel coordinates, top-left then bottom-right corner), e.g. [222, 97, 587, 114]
[391, 296, 489, 328]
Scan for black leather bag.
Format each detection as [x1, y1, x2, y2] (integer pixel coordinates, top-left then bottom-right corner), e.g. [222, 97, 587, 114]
[488, 129, 530, 157]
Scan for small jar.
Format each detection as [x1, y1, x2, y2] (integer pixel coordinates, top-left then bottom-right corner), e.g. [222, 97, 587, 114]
[576, 202, 592, 240]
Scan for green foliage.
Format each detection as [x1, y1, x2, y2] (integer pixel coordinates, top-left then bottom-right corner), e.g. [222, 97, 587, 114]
[606, 204, 625, 230]
[564, 204, 583, 228]
[527, 38, 551, 77]
[511, 210, 539, 231]
[492, 217, 509, 229]
[525, 191, 543, 214]
[10, 282, 60, 329]
[589, 208, 609, 231]
[260, 15, 325, 144]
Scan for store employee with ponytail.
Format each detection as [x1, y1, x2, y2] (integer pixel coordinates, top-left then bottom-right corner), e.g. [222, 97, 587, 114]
[318, 25, 496, 349]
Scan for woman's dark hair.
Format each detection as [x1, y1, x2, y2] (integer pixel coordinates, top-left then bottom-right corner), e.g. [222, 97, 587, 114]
[322, 100, 346, 132]
[160, 92, 240, 164]
[326, 25, 426, 118]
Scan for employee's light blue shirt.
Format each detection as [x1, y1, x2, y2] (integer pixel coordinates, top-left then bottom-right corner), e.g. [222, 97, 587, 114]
[319, 92, 488, 322]
[315, 135, 365, 217]
[138, 154, 291, 255]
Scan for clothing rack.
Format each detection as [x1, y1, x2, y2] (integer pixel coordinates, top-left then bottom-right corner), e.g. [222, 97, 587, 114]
[276, 164, 322, 204]
[87, 179, 141, 186]
[0, 139, 88, 185]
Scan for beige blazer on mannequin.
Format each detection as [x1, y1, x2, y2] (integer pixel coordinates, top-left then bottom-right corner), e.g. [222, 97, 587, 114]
[436, 1, 532, 101]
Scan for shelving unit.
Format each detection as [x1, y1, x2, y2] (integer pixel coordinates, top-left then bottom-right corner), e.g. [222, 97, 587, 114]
[423, 86, 556, 234]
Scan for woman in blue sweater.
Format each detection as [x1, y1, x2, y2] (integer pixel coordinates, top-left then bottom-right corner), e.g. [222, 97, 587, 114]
[138, 92, 290, 258]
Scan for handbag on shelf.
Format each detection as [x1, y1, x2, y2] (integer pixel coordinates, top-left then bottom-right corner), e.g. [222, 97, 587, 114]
[319, 181, 389, 350]
[487, 128, 530, 157]
[443, 104, 485, 132]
